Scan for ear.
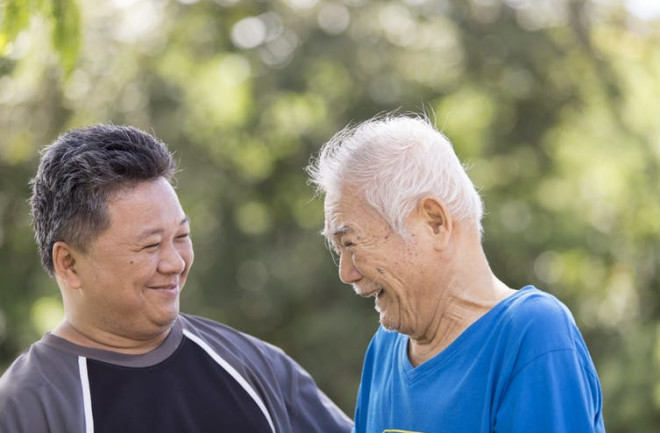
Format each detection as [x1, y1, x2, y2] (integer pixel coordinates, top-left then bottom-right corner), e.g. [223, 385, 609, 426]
[52, 241, 83, 289]
[417, 197, 452, 249]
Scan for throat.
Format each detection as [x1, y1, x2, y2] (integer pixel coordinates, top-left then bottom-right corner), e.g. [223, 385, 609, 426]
[407, 287, 510, 367]
[407, 315, 466, 367]
[53, 320, 171, 354]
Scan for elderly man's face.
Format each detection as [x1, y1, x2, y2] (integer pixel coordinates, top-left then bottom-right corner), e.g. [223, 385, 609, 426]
[67, 177, 194, 340]
[324, 188, 440, 338]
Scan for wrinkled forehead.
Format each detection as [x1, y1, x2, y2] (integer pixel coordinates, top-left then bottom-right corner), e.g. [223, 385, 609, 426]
[322, 187, 379, 240]
[322, 192, 344, 239]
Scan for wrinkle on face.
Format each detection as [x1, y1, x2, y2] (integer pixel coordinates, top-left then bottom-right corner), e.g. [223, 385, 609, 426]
[323, 187, 446, 338]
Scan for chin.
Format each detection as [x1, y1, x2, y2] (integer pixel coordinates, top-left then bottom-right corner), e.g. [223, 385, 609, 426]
[153, 310, 179, 328]
[381, 316, 415, 337]
[379, 315, 400, 333]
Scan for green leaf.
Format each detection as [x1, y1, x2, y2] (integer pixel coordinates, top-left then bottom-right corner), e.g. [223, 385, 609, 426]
[0, 0, 33, 54]
[51, 0, 80, 75]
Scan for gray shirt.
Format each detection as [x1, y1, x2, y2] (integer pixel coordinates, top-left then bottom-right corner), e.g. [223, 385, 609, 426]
[0, 314, 353, 433]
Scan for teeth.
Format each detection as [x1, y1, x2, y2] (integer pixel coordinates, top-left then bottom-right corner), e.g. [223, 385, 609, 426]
[352, 285, 383, 298]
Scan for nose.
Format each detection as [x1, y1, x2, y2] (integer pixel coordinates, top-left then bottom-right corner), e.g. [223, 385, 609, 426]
[339, 253, 362, 284]
[159, 242, 188, 275]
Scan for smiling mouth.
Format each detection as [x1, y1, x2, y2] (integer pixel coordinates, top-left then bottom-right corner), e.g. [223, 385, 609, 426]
[354, 285, 384, 299]
[150, 284, 179, 293]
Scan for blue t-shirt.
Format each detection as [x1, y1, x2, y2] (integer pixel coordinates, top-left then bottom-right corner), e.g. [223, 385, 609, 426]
[353, 286, 605, 433]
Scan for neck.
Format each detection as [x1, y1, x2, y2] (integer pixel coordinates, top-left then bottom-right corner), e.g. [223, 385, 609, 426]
[52, 319, 172, 355]
[408, 242, 515, 367]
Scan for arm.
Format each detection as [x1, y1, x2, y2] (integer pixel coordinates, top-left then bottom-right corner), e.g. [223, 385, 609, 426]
[270, 348, 353, 433]
[0, 343, 87, 433]
[494, 348, 605, 433]
[0, 392, 48, 433]
[178, 314, 354, 433]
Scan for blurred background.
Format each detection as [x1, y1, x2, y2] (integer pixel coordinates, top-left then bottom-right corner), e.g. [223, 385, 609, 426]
[1, 0, 659, 430]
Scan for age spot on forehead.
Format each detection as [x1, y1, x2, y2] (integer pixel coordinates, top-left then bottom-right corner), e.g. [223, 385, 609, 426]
[376, 267, 384, 275]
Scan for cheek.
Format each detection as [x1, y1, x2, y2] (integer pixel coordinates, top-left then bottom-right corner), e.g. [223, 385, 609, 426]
[186, 244, 195, 262]
[125, 256, 159, 279]
[182, 245, 195, 269]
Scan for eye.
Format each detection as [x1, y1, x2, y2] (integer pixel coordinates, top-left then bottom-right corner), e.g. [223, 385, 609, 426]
[176, 232, 190, 240]
[143, 242, 160, 250]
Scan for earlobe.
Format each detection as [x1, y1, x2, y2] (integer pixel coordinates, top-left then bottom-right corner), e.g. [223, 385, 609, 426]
[420, 197, 452, 248]
[52, 241, 83, 289]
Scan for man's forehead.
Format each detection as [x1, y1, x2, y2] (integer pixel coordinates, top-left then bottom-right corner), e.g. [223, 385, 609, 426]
[323, 187, 360, 215]
[323, 191, 340, 211]
[322, 187, 381, 237]
[323, 209, 351, 238]
[322, 193, 342, 231]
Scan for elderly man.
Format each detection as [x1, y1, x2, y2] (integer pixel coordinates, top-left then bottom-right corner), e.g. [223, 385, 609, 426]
[0, 125, 352, 433]
[307, 114, 605, 432]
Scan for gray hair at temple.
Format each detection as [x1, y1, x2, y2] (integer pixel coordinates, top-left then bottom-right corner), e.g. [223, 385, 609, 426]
[306, 114, 484, 237]
[30, 124, 178, 276]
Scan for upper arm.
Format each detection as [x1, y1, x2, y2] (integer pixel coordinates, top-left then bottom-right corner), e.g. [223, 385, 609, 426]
[494, 348, 605, 433]
[268, 347, 353, 433]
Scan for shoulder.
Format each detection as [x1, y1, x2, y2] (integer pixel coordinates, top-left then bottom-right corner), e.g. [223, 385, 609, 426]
[0, 357, 40, 427]
[0, 341, 79, 424]
[0, 350, 32, 402]
[179, 313, 281, 351]
[502, 286, 576, 334]
[178, 313, 292, 369]
[0, 341, 65, 394]
[177, 314, 335, 413]
[495, 286, 590, 365]
[494, 289, 604, 430]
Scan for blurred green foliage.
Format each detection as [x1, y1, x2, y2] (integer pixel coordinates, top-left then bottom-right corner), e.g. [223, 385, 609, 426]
[1, 0, 660, 430]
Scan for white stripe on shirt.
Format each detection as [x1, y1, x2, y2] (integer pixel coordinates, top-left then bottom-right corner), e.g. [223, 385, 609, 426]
[183, 329, 276, 433]
[78, 356, 95, 433]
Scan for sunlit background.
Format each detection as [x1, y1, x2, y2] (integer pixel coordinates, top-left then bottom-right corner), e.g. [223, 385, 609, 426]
[1, 0, 660, 430]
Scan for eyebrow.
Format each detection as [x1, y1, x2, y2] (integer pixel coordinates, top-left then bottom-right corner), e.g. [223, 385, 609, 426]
[323, 224, 351, 240]
[137, 216, 190, 240]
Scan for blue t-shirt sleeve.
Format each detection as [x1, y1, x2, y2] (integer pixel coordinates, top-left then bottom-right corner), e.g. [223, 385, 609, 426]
[494, 295, 605, 433]
[494, 348, 605, 432]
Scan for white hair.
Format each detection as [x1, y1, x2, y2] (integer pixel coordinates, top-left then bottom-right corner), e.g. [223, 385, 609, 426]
[306, 113, 484, 235]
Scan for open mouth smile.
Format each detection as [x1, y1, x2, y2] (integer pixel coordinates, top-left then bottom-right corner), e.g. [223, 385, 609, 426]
[354, 286, 384, 299]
